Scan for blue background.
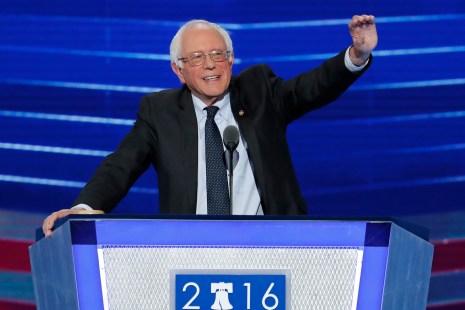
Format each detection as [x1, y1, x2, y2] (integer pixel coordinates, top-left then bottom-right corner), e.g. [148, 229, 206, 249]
[1, 0, 464, 217]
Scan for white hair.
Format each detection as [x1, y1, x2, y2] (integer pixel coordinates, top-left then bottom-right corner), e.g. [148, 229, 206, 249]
[170, 19, 234, 68]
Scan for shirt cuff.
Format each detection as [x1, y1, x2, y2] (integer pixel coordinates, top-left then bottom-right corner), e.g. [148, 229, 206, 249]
[72, 203, 93, 211]
[344, 46, 369, 73]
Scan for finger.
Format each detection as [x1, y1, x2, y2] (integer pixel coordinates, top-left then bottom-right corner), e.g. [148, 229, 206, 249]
[358, 15, 374, 21]
[349, 16, 364, 30]
[360, 15, 375, 25]
[43, 212, 60, 237]
[350, 15, 375, 28]
[42, 209, 70, 237]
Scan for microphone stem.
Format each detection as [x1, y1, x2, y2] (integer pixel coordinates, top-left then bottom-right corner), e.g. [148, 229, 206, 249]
[228, 150, 233, 214]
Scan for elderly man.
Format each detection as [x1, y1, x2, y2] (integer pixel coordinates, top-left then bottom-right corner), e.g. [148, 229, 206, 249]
[43, 15, 378, 236]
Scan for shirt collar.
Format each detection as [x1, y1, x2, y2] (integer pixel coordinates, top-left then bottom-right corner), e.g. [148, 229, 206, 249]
[192, 93, 230, 120]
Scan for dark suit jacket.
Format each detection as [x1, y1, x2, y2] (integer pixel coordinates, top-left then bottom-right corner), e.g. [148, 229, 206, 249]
[73, 50, 370, 215]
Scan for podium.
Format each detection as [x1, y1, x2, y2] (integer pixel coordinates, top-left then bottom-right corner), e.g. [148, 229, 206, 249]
[29, 216, 433, 309]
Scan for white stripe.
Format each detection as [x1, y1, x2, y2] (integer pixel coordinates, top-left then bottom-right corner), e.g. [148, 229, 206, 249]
[2, 45, 464, 63]
[0, 110, 133, 125]
[353, 78, 465, 90]
[2, 79, 162, 93]
[2, 13, 465, 29]
[307, 175, 465, 196]
[0, 142, 110, 157]
[0, 174, 158, 194]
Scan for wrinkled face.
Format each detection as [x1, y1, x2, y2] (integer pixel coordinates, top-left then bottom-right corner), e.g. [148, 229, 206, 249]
[171, 25, 234, 106]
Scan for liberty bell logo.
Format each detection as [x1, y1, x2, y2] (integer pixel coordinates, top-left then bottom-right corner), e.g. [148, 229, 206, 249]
[211, 282, 233, 309]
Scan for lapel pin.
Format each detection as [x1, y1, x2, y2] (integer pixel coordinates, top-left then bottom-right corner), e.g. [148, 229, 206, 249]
[239, 110, 245, 116]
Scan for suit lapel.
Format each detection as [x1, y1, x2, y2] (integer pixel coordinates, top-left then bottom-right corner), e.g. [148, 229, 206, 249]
[177, 87, 198, 213]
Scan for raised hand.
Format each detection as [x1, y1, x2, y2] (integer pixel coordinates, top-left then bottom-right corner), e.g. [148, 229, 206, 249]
[348, 15, 378, 65]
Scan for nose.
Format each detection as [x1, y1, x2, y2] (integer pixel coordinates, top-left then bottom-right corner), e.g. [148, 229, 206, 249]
[203, 54, 216, 69]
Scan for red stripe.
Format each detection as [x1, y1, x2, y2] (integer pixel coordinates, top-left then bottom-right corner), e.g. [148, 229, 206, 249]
[0, 239, 33, 272]
[432, 239, 465, 273]
[0, 299, 35, 310]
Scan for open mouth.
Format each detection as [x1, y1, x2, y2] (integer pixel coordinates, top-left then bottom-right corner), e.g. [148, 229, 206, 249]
[202, 75, 220, 81]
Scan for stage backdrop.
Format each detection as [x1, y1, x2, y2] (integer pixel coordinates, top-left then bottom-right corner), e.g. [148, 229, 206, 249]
[1, 0, 464, 217]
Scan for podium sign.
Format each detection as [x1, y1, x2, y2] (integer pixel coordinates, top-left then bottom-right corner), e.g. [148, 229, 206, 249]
[173, 271, 287, 309]
[29, 216, 433, 309]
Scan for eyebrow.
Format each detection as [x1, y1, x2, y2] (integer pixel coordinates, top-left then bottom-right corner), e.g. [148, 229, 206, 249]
[187, 48, 226, 55]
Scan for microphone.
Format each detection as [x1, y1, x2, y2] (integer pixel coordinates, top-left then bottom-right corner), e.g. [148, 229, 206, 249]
[223, 125, 240, 151]
[222, 125, 240, 213]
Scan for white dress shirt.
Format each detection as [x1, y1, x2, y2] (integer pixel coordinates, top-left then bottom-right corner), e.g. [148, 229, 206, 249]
[191, 93, 263, 215]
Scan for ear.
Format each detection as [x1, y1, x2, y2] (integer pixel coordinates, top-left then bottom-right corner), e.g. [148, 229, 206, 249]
[229, 53, 235, 68]
[171, 63, 186, 84]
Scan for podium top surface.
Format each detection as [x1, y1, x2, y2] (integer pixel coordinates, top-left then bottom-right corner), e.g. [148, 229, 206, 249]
[37, 215, 429, 243]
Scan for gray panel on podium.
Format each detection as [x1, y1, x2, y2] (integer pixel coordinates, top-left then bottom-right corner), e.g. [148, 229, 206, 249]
[29, 220, 79, 309]
[382, 224, 434, 309]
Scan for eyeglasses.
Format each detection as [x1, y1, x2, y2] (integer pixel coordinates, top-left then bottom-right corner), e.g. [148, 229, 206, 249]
[178, 50, 231, 67]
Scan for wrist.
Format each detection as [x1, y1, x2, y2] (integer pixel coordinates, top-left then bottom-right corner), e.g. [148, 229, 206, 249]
[349, 45, 370, 66]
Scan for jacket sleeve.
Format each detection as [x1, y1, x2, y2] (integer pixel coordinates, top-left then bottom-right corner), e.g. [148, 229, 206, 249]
[72, 95, 156, 213]
[272, 49, 371, 123]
